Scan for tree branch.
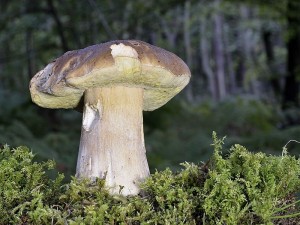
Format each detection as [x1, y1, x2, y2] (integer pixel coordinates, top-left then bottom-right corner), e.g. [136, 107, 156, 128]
[87, 0, 117, 40]
[46, 0, 69, 52]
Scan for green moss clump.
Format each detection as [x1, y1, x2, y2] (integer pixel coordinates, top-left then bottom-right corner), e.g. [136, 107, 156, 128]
[203, 133, 300, 224]
[0, 134, 299, 224]
[0, 145, 64, 224]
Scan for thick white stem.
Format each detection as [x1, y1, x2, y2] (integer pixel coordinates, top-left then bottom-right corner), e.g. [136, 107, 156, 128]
[76, 86, 149, 196]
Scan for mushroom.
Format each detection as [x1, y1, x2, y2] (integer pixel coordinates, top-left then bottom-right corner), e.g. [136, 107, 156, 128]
[29, 40, 191, 195]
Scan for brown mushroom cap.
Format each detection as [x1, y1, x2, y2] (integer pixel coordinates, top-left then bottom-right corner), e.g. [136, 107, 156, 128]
[30, 40, 191, 111]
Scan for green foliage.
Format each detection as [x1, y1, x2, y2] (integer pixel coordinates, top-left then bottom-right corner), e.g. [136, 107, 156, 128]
[0, 88, 81, 177]
[146, 98, 299, 171]
[1, 137, 299, 224]
[0, 145, 64, 224]
[140, 164, 204, 224]
[203, 132, 300, 224]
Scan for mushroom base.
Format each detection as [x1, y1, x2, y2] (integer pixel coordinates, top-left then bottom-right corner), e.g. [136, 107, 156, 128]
[76, 86, 150, 196]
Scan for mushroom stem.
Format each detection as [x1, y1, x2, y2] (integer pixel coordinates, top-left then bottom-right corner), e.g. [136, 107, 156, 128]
[76, 86, 150, 195]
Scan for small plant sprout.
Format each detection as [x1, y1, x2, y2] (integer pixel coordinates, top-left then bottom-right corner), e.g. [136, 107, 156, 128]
[29, 40, 191, 195]
[282, 139, 300, 156]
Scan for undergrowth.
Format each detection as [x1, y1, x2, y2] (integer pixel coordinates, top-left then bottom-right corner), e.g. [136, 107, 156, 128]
[0, 133, 299, 224]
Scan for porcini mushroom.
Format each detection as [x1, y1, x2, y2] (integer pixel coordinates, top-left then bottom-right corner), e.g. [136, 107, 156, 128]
[29, 40, 191, 195]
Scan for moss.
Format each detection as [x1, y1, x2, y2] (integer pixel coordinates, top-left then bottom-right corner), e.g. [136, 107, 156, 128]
[0, 145, 64, 224]
[0, 134, 299, 224]
[203, 132, 300, 224]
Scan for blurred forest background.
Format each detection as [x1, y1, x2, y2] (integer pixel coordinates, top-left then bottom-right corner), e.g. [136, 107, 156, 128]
[0, 0, 300, 177]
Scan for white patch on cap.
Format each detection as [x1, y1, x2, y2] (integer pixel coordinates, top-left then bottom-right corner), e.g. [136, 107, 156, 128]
[110, 43, 138, 59]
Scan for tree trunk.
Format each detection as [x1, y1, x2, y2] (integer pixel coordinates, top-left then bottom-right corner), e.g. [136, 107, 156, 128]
[262, 30, 282, 98]
[200, 18, 218, 100]
[282, 0, 300, 108]
[46, 0, 69, 52]
[87, 0, 117, 40]
[25, 29, 33, 82]
[184, 0, 194, 102]
[224, 24, 236, 94]
[213, 0, 226, 100]
[161, 18, 177, 49]
[239, 5, 261, 96]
